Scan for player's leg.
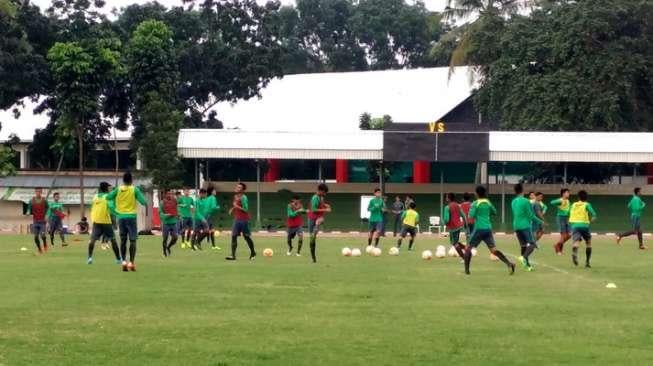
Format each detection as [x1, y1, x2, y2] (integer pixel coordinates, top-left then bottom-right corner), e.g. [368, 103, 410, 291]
[396, 226, 406, 248]
[87, 224, 101, 264]
[39, 223, 48, 251]
[571, 229, 581, 266]
[58, 219, 67, 246]
[226, 221, 240, 260]
[103, 224, 121, 263]
[127, 218, 138, 271]
[296, 229, 304, 256]
[167, 224, 179, 255]
[408, 229, 416, 250]
[464, 231, 483, 274]
[287, 229, 295, 255]
[367, 224, 375, 247]
[451, 230, 465, 258]
[48, 219, 56, 246]
[118, 218, 129, 270]
[243, 222, 256, 260]
[32, 223, 43, 253]
[162, 225, 170, 257]
[584, 231, 592, 268]
[633, 217, 646, 249]
[309, 218, 322, 263]
[373, 223, 381, 247]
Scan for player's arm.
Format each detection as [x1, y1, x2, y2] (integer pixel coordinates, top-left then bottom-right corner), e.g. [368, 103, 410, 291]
[541, 203, 548, 215]
[469, 203, 478, 219]
[550, 198, 561, 207]
[135, 187, 148, 206]
[240, 195, 249, 212]
[528, 202, 544, 224]
[287, 204, 300, 218]
[400, 210, 407, 221]
[415, 212, 420, 223]
[587, 203, 597, 222]
[106, 187, 118, 201]
[458, 207, 468, 227]
[489, 203, 497, 216]
[442, 205, 450, 224]
[27, 200, 32, 215]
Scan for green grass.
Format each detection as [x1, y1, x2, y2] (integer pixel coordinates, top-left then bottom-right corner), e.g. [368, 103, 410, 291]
[211, 193, 644, 233]
[1, 234, 652, 365]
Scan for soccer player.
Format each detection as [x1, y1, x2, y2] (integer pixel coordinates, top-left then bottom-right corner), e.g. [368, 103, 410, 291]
[177, 188, 194, 249]
[443, 193, 467, 258]
[307, 183, 331, 263]
[396, 201, 419, 250]
[512, 184, 543, 271]
[464, 186, 515, 275]
[367, 188, 385, 248]
[226, 182, 256, 261]
[106, 172, 148, 272]
[531, 192, 547, 241]
[87, 182, 121, 264]
[550, 188, 571, 255]
[101, 184, 117, 250]
[47, 192, 67, 247]
[460, 192, 474, 236]
[569, 190, 597, 268]
[391, 196, 405, 236]
[286, 195, 306, 256]
[159, 189, 179, 257]
[205, 187, 221, 250]
[28, 187, 49, 253]
[191, 189, 210, 250]
[616, 187, 646, 250]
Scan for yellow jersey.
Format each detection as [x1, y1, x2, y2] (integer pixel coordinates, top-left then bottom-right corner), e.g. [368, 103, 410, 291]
[402, 209, 420, 227]
[90, 193, 112, 224]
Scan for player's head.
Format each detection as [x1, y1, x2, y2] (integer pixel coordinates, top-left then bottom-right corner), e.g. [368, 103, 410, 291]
[207, 187, 215, 196]
[536, 192, 543, 201]
[199, 188, 207, 197]
[578, 190, 588, 202]
[373, 188, 381, 197]
[53, 192, 60, 201]
[409, 202, 416, 209]
[235, 182, 246, 193]
[34, 187, 43, 198]
[123, 172, 133, 185]
[166, 189, 175, 199]
[183, 187, 190, 195]
[634, 187, 641, 196]
[514, 184, 524, 195]
[99, 182, 110, 193]
[463, 192, 471, 202]
[446, 192, 455, 203]
[561, 188, 570, 198]
[395, 196, 401, 202]
[175, 191, 181, 197]
[317, 183, 329, 195]
[475, 185, 487, 199]
[528, 191, 535, 200]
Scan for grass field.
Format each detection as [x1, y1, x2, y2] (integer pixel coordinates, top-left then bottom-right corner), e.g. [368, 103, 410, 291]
[1, 233, 652, 365]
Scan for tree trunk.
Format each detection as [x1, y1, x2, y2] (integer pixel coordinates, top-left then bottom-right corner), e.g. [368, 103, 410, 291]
[78, 127, 85, 219]
[45, 152, 65, 201]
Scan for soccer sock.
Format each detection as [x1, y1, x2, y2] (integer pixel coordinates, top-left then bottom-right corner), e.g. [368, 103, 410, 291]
[129, 240, 137, 263]
[396, 239, 402, 248]
[50, 233, 55, 245]
[230, 235, 237, 258]
[209, 232, 215, 247]
[168, 235, 178, 250]
[493, 250, 511, 267]
[524, 244, 537, 266]
[367, 237, 372, 246]
[41, 235, 47, 247]
[454, 243, 465, 258]
[585, 247, 592, 264]
[310, 238, 317, 263]
[408, 239, 414, 249]
[637, 231, 643, 246]
[110, 239, 121, 260]
[297, 238, 303, 254]
[87, 240, 95, 258]
[572, 246, 579, 262]
[463, 247, 472, 273]
[620, 230, 634, 238]
[60, 232, 66, 244]
[162, 238, 168, 256]
[34, 235, 41, 250]
[120, 237, 127, 261]
[287, 237, 293, 252]
[244, 235, 256, 257]
[374, 237, 380, 247]
[520, 245, 526, 256]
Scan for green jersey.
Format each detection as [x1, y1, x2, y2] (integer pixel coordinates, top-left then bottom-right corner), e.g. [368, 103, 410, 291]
[512, 196, 542, 230]
[206, 195, 220, 218]
[46, 201, 64, 219]
[177, 196, 194, 219]
[367, 197, 385, 223]
[628, 195, 645, 218]
[310, 194, 321, 212]
[194, 197, 217, 221]
[550, 198, 571, 217]
[469, 198, 496, 230]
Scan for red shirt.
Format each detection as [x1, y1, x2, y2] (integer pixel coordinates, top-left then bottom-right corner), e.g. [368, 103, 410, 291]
[162, 198, 178, 217]
[234, 195, 250, 221]
[460, 201, 474, 224]
[287, 205, 303, 228]
[31, 198, 47, 222]
[307, 197, 325, 220]
[446, 202, 464, 230]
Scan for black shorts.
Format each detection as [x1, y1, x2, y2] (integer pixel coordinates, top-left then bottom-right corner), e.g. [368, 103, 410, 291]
[118, 218, 138, 241]
[631, 216, 641, 231]
[48, 216, 63, 233]
[287, 226, 303, 239]
[468, 229, 496, 248]
[181, 218, 193, 231]
[515, 229, 535, 247]
[91, 223, 115, 241]
[572, 227, 591, 242]
[308, 218, 323, 235]
[400, 225, 417, 238]
[194, 219, 209, 232]
[232, 220, 251, 237]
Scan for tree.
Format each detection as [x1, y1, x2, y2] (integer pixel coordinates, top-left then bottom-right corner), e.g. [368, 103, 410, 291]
[47, 39, 123, 218]
[475, 0, 653, 131]
[359, 112, 371, 130]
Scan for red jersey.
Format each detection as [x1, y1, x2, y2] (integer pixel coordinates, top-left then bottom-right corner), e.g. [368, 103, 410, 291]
[162, 198, 178, 217]
[31, 198, 47, 222]
[234, 195, 250, 221]
[307, 195, 325, 220]
[460, 201, 474, 224]
[446, 202, 464, 230]
[287, 205, 303, 228]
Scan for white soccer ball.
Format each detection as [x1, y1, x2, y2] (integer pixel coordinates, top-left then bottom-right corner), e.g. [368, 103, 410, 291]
[341, 247, 352, 257]
[365, 245, 374, 254]
[471, 248, 478, 257]
[421, 250, 433, 260]
[351, 248, 362, 257]
[388, 247, 399, 256]
[371, 247, 382, 257]
[448, 246, 458, 257]
[263, 248, 274, 257]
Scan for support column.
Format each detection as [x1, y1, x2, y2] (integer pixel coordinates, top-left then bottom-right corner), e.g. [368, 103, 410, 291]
[412, 160, 430, 183]
[335, 159, 349, 183]
[646, 163, 653, 184]
[264, 159, 280, 182]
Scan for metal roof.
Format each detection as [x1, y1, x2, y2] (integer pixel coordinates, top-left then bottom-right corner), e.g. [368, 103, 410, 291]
[177, 129, 383, 160]
[489, 131, 653, 162]
[0, 175, 151, 188]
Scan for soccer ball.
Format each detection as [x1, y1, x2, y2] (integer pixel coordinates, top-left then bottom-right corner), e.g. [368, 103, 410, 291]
[471, 248, 478, 257]
[435, 245, 446, 258]
[341, 247, 352, 257]
[421, 250, 433, 260]
[263, 248, 274, 257]
[365, 245, 374, 254]
[351, 248, 362, 257]
[371, 247, 382, 257]
[448, 246, 458, 257]
[213, 230, 220, 238]
[388, 247, 399, 256]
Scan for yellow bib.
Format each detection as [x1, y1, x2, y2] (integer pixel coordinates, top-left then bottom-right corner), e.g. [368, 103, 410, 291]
[559, 199, 570, 211]
[116, 185, 137, 215]
[403, 209, 419, 227]
[91, 194, 111, 224]
[569, 202, 589, 224]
